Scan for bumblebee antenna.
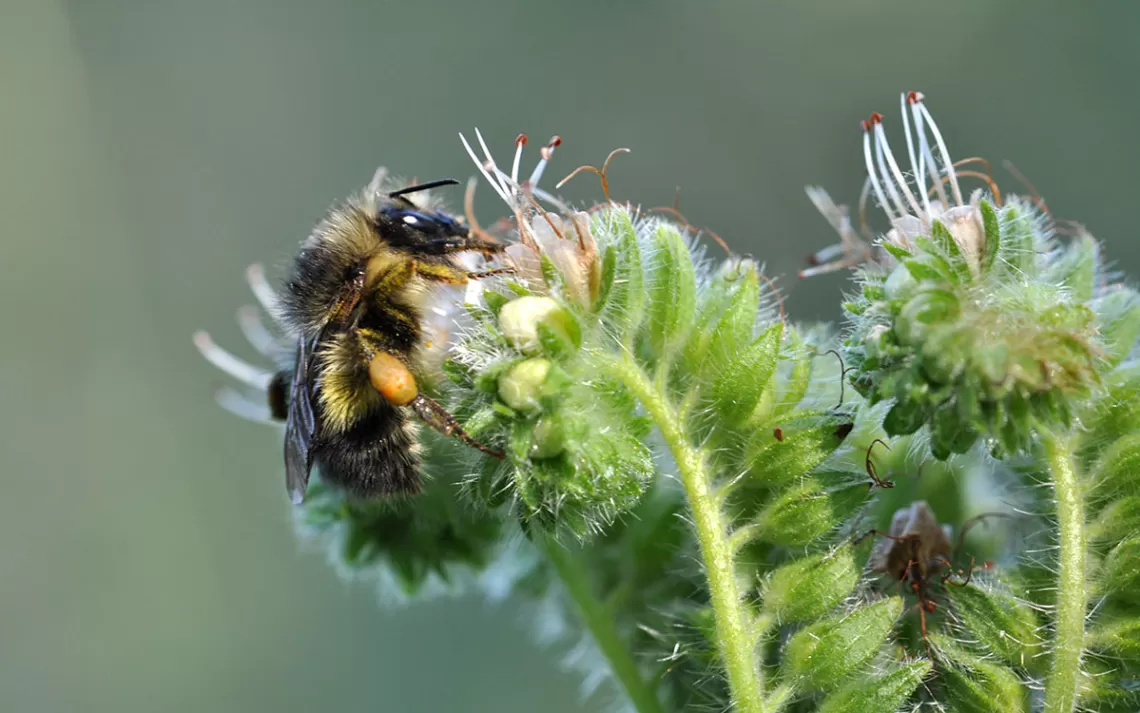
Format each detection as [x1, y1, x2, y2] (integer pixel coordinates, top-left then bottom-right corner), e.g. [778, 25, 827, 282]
[388, 178, 461, 198]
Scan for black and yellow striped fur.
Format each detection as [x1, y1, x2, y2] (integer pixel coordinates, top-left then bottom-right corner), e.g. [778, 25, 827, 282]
[269, 172, 506, 503]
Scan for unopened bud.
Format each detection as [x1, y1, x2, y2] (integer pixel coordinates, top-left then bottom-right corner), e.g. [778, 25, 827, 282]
[499, 296, 561, 354]
[498, 358, 551, 413]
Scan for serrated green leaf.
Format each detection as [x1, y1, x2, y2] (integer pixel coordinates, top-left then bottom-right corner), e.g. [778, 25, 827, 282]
[1089, 495, 1140, 547]
[1089, 619, 1140, 660]
[816, 660, 931, 713]
[770, 332, 812, 419]
[483, 290, 510, 315]
[998, 202, 1036, 277]
[980, 199, 1002, 275]
[945, 583, 1042, 668]
[1077, 657, 1140, 712]
[594, 208, 644, 341]
[1052, 233, 1099, 302]
[535, 308, 582, 359]
[594, 244, 617, 311]
[1101, 537, 1140, 603]
[710, 322, 783, 426]
[903, 256, 951, 282]
[929, 220, 973, 282]
[762, 549, 858, 623]
[1090, 433, 1140, 505]
[883, 398, 927, 436]
[539, 253, 561, 291]
[895, 288, 961, 346]
[701, 267, 760, 379]
[642, 224, 697, 358]
[933, 635, 1026, 713]
[1095, 288, 1140, 366]
[745, 413, 853, 488]
[680, 261, 746, 373]
[881, 242, 913, 261]
[752, 479, 857, 545]
[784, 597, 903, 690]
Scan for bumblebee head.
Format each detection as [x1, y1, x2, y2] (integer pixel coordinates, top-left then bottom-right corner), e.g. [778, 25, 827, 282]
[375, 178, 470, 254]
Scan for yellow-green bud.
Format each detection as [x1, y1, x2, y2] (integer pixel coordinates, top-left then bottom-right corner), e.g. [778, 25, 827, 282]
[498, 358, 551, 413]
[499, 296, 561, 354]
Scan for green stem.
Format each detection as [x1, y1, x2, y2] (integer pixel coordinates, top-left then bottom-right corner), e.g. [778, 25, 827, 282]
[1042, 433, 1085, 713]
[540, 537, 664, 713]
[603, 354, 765, 713]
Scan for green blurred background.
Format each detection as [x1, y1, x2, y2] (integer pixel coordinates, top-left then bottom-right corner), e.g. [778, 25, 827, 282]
[3, 1, 1138, 711]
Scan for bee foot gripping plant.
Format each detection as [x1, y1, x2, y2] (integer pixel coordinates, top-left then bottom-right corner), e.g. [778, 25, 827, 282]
[198, 97, 1140, 713]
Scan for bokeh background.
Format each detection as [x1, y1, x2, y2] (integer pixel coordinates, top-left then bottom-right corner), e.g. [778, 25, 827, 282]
[3, 1, 1139, 711]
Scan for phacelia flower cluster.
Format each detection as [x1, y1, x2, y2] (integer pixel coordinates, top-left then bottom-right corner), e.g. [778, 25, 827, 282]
[808, 91, 1140, 458]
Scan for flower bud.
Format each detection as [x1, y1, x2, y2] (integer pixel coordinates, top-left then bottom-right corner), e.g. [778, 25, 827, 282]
[527, 417, 565, 460]
[498, 358, 551, 413]
[499, 296, 561, 354]
[784, 597, 903, 690]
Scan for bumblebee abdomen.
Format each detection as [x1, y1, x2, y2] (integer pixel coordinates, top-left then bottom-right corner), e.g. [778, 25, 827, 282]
[313, 401, 422, 496]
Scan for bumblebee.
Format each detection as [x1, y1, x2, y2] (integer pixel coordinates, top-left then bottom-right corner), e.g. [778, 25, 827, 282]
[198, 170, 508, 503]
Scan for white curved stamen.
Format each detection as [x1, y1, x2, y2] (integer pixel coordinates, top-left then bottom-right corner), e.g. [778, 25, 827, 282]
[909, 102, 949, 208]
[857, 177, 873, 238]
[474, 128, 515, 200]
[236, 305, 283, 358]
[863, 127, 897, 223]
[529, 137, 560, 187]
[874, 122, 923, 219]
[872, 121, 908, 218]
[215, 386, 274, 424]
[245, 264, 279, 319]
[459, 132, 511, 205]
[511, 136, 525, 185]
[900, 93, 932, 219]
[193, 331, 273, 390]
[916, 102, 963, 206]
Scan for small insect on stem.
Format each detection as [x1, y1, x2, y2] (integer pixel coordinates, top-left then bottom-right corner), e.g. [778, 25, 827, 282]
[858, 501, 966, 654]
[865, 438, 895, 489]
[773, 427, 784, 442]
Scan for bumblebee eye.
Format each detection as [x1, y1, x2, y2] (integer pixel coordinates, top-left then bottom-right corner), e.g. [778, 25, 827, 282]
[378, 205, 468, 245]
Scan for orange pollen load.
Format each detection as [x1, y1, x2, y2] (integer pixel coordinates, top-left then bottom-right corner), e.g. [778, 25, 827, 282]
[368, 352, 418, 406]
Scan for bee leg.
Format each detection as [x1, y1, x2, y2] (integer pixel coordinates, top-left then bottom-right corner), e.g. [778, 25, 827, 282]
[410, 393, 504, 459]
[411, 235, 506, 256]
[466, 267, 515, 280]
[413, 261, 515, 284]
[365, 349, 503, 459]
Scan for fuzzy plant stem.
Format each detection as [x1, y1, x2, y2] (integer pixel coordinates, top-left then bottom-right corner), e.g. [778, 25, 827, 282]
[602, 354, 766, 713]
[539, 537, 664, 713]
[1042, 433, 1085, 713]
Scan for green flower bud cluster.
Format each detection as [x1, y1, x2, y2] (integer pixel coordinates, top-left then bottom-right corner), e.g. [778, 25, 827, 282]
[444, 206, 658, 536]
[843, 197, 1140, 458]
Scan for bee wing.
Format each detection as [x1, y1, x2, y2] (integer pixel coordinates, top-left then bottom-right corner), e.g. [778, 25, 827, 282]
[284, 335, 319, 504]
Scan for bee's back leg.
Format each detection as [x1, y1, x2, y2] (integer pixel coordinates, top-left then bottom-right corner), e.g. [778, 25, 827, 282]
[409, 393, 503, 459]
